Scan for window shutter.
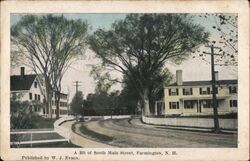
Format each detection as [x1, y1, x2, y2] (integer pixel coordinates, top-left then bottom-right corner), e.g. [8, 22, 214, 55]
[176, 89, 179, 95]
[199, 88, 202, 94]
[183, 89, 185, 95]
[191, 88, 193, 95]
[169, 89, 171, 96]
[230, 100, 232, 107]
[207, 87, 210, 94]
[235, 100, 238, 107]
[169, 102, 172, 109]
[177, 102, 179, 109]
[229, 86, 232, 93]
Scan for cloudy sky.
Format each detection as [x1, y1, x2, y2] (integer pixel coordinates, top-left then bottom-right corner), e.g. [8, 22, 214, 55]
[11, 13, 237, 101]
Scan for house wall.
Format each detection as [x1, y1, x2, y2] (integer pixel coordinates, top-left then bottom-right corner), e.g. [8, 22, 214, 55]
[11, 76, 69, 118]
[164, 84, 237, 115]
[11, 76, 45, 114]
[51, 94, 69, 117]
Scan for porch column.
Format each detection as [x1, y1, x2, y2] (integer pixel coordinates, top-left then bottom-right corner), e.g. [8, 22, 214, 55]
[197, 99, 200, 113]
[155, 101, 158, 116]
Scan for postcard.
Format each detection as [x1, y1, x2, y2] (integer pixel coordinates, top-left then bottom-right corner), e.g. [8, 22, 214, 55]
[1, 0, 249, 161]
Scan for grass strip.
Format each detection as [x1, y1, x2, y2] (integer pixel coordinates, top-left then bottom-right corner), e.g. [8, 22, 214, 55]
[79, 124, 114, 142]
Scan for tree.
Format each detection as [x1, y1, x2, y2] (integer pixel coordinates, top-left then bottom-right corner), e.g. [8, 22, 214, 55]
[193, 13, 238, 66]
[11, 14, 88, 118]
[70, 91, 84, 117]
[89, 14, 209, 115]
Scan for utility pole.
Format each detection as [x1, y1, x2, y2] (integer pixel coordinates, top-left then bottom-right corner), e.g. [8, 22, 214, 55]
[203, 44, 221, 133]
[73, 81, 82, 93]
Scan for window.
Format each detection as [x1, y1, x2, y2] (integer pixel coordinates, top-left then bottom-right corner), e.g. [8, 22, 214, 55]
[168, 88, 179, 96]
[230, 100, 237, 107]
[29, 93, 32, 100]
[229, 86, 237, 94]
[202, 100, 211, 108]
[169, 102, 179, 109]
[202, 100, 218, 108]
[212, 87, 218, 94]
[60, 102, 68, 107]
[200, 87, 211, 95]
[38, 95, 40, 101]
[34, 82, 37, 88]
[183, 88, 193, 95]
[184, 100, 194, 109]
[35, 94, 37, 100]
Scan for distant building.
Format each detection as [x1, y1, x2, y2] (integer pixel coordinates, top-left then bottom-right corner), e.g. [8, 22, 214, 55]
[10, 67, 69, 118]
[157, 70, 237, 116]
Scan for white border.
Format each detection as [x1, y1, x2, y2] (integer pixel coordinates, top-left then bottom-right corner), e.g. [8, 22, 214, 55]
[1, 1, 249, 160]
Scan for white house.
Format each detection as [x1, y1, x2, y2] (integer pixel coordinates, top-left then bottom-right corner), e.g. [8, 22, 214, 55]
[10, 67, 69, 118]
[157, 70, 237, 116]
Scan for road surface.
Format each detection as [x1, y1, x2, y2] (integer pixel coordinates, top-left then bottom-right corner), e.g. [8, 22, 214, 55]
[74, 118, 237, 148]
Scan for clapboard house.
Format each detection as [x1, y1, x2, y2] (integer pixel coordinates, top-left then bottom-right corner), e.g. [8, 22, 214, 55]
[10, 67, 69, 117]
[158, 70, 238, 116]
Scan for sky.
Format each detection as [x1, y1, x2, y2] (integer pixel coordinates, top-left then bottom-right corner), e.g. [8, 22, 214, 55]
[10, 13, 238, 101]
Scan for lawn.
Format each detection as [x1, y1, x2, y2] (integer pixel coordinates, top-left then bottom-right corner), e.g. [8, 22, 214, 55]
[31, 115, 57, 129]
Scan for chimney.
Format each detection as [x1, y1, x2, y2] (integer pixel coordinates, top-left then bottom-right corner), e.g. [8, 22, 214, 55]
[215, 71, 218, 81]
[20, 67, 25, 79]
[176, 70, 183, 86]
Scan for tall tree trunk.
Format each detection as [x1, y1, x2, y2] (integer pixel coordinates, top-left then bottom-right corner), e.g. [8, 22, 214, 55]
[141, 89, 151, 116]
[55, 92, 61, 119]
[45, 77, 52, 118]
[149, 99, 155, 114]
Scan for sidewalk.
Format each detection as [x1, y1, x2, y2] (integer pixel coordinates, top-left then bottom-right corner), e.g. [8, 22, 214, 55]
[60, 120, 114, 148]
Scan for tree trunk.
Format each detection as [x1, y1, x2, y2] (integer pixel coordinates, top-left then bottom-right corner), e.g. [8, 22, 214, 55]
[45, 78, 52, 118]
[141, 89, 151, 116]
[55, 92, 60, 119]
[149, 97, 155, 114]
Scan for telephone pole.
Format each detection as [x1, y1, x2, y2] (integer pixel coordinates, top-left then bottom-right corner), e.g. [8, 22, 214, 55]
[73, 81, 82, 93]
[203, 44, 221, 133]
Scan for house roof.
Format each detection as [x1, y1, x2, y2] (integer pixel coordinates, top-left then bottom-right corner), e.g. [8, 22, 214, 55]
[11, 74, 37, 91]
[167, 79, 237, 87]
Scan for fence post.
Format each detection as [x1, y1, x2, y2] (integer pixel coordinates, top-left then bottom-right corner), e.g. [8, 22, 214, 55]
[30, 132, 33, 147]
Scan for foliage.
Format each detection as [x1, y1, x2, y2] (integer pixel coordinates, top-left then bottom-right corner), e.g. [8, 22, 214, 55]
[193, 13, 238, 66]
[89, 13, 208, 115]
[10, 99, 33, 129]
[31, 115, 57, 129]
[11, 14, 88, 118]
[90, 65, 115, 94]
[10, 98, 55, 129]
[70, 91, 84, 116]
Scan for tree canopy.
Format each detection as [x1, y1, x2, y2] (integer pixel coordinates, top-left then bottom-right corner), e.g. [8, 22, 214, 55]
[11, 14, 88, 118]
[70, 91, 84, 116]
[89, 14, 209, 115]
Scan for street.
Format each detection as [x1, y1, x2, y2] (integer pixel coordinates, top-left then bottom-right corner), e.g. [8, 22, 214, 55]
[72, 118, 237, 148]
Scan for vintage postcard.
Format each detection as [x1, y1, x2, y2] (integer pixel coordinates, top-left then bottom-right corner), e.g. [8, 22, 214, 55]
[1, 0, 249, 161]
